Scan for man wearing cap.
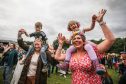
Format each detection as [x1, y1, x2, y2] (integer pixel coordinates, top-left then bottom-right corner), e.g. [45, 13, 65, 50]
[119, 51, 126, 84]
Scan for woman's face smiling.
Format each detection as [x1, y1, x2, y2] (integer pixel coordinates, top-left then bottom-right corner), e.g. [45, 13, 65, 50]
[34, 39, 42, 52]
[72, 35, 85, 49]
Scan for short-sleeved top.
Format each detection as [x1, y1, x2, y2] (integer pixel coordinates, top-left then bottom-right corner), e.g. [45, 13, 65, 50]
[69, 47, 102, 84]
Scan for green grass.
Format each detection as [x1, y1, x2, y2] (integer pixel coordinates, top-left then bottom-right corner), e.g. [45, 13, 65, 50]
[0, 68, 119, 84]
[107, 69, 119, 84]
[48, 74, 71, 84]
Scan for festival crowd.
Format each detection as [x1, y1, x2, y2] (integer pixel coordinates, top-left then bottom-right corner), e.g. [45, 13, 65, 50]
[0, 9, 126, 84]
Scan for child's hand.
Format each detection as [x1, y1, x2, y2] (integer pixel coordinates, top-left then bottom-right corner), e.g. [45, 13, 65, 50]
[92, 14, 97, 22]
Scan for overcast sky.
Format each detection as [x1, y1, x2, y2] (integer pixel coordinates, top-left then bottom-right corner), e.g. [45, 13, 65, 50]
[0, 0, 126, 44]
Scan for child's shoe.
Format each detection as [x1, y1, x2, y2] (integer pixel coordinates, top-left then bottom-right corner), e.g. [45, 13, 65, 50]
[57, 62, 69, 71]
[92, 60, 106, 75]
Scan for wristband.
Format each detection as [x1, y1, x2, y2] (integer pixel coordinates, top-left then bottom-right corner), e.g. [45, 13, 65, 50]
[99, 21, 106, 25]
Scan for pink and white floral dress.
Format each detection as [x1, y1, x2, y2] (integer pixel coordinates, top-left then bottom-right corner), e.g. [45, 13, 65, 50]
[69, 52, 102, 84]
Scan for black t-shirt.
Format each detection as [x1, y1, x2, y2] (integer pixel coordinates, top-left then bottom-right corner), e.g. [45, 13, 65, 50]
[119, 70, 126, 84]
[119, 63, 126, 75]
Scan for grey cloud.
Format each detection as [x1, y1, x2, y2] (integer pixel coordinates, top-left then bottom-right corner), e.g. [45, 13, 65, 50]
[0, 0, 126, 44]
[105, 0, 126, 22]
[111, 25, 126, 34]
[106, 0, 126, 11]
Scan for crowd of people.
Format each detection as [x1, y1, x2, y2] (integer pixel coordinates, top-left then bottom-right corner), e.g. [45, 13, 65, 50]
[0, 9, 125, 84]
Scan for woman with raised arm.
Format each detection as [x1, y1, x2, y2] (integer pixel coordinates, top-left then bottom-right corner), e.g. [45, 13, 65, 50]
[16, 23, 58, 84]
[55, 9, 115, 84]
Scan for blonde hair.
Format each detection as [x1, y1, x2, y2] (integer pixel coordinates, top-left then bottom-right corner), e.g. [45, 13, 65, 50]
[72, 32, 86, 42]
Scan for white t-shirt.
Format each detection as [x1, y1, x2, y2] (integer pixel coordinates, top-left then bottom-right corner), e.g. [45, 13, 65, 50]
[27, 53, 39, 76]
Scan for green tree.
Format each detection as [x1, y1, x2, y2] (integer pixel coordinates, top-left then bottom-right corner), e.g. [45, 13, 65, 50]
[53, 39, 70, 50]
[91, 38, 126, 53]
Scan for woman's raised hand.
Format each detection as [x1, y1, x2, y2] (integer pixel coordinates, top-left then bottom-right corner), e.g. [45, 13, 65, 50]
[18, 28, 28, 36]
[19, 28, 25, 33]
[58, 33, 65, 45]
[96, 9, 107, 22]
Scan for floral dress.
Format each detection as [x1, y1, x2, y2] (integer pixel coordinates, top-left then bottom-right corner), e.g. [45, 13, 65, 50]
[69, 52, 102, 84]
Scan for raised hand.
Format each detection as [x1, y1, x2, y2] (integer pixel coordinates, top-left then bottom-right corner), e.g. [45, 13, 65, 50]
[58, 33, 65, 45]
[18, 28, 28, 36]
[19, 28, 25, 34]
[92, 14, 97, 22]
[96, 9, 107, 22]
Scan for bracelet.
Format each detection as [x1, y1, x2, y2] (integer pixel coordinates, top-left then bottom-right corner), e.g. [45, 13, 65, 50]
[99, 21, 106, 26]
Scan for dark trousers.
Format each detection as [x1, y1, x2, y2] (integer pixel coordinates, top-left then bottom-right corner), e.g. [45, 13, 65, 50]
[3, 65, 13, 84]
[51, 65, 58, 74]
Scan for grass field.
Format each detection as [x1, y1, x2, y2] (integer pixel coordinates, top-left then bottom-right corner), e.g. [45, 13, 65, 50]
[0, 68, 119, 84]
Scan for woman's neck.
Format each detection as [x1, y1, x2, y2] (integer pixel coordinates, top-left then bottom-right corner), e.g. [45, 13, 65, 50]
[34, 51, 40, 55]
[76, 47, 85, 53]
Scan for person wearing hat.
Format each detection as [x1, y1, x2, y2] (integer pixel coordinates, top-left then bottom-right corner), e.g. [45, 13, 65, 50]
[119, 51, 126, 84]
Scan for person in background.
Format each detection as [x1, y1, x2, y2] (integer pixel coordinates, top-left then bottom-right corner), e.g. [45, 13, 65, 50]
[48, 45, 59, 74]
[107, 53, 113, 69]
[1, 43, 18, 84]
[0, 43, 4, 53]
[119, 51, 126, 84]
[11, 47, 26, 84]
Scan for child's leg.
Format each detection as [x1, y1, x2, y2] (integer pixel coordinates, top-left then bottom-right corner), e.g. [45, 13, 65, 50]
[26, 45, 34, 58]
[84, 44, 106, 75]
[84, 44, 98, 62]
[40, 44, 48, 65]
[65, 45, 76, 62]
[57, 46, 76, 71]
[40, 44, 48, 72]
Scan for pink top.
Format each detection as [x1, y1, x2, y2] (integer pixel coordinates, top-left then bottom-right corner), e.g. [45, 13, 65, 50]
[69, 49, 102, 84]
